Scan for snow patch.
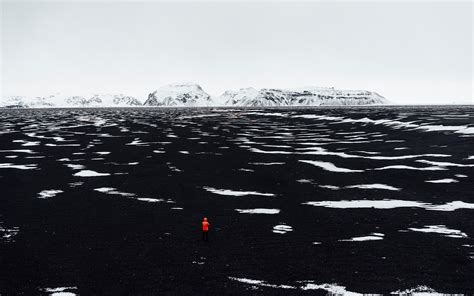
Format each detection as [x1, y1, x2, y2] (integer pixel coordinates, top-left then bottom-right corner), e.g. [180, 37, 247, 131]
[0, 149, 36, 154]
[300, 282, 362, 295]
[304, 199, 474, 211]
[425, 178, 458, 184]
[13, 140, 40, 146]
[74, 170, 110, 177]
[340, 233, 385, 242]
[0, 163, 38, 170]
[299, 160, 363, 173]
[319, 185, 341, 190]
[293, 114, 474, 135]
[38, 190, 64, 199]
[66, 164, 86, 170]
[94, 187, 135, 197]
[407, 225, 468, 238]
[1, 225, 20, 242]
[136, 197, 165, 203]
[43, 286, 78, 296]
[235, 208, 280, 214]
[272, 224, 293, 234]
[416, 159, 474, 168]
[373, 165, 446, 171]
[249, 162, 285, 166]
[228, 276, 363, 295]
[228, 277, 296, 290]
[345, 184, 401, 191]
[95, 151, 111, 155]
[391, 285, 441, 295]
[203, 187, 275, 197]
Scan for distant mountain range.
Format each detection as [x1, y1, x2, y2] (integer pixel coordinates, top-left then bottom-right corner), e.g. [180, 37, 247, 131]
[1, 83, 387, 108]
[1, 93, 143, 108]
[216, 86, 387, 107]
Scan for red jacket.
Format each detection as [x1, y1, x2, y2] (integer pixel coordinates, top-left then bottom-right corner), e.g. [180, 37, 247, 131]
[202, 221, 209, 231]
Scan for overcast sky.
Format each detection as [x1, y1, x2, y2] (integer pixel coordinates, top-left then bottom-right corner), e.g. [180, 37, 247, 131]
[1, 1, 472, 104]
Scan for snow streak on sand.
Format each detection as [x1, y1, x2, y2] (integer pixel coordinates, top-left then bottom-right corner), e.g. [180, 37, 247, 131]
[203, 187, 275, 197]
[243, 112, 287, 117]
[298, 146, 450, 161]
[43, 286, 78, 296]
[293, 114, 474, 135]
[303, 199, 474, 211]
[0, 149, 36, 154]
[249, 162, 285, 166]
[407, 225, 468, 238]
[345, 184, 401, 191]
[66, 164, 86, 170]
[74, 170, 110, 177]
[95, 151, 111, 155]
[94, 187, 135, 197]
[416, 159, 474, 168]
[249, 147, 292, 154]
[425, 178, 458, 183]
[299, 160, 363, 172]
[1, 225, 20, 242]
[13, 140, 40, 146]
[38, 190, 63, 199]
[390, 285, 442, 295]
[300, 282, 363, 295]
[340, 233, 385, 242]
[228, 277, 363, 295]
[373, 165, 446, 171]
[428, 201, 474, 211]
[319, 185, 341, 190]
[0, 163, 38, 170]
[94, 188, 167, 203]
[126, 138, 149, 146]
[228, 277, 295, 290]
[272, 224, 293, 234]
[235, 208, 280, 214]
[136, 197, 165, 203]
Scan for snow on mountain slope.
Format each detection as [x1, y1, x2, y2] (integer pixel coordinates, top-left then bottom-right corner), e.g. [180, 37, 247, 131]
[1, 93, 142, 108]
[1, 84, 387, 108]
[144, 83, 213, 107]
[216, 88, 261, 106]
[218, 87, 388, 107]
[89, 94, 142, 107]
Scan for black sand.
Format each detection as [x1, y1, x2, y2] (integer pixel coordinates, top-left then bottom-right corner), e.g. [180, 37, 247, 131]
[0, 106, 473, 295]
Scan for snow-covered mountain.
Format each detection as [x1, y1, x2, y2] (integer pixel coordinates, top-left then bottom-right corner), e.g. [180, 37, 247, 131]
[1, 93, 142, 108]
[1, 84, 388, 108]
[217, 87, 387, 107]
[144, 83, 213, 107]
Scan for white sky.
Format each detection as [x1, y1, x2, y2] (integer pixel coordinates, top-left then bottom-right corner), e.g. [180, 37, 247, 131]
[1, 1, 473, 104]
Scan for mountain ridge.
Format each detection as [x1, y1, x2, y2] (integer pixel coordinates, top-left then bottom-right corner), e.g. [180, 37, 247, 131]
[1, 83, 388, 108]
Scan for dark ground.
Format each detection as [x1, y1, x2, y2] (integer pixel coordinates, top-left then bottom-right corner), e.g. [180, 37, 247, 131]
[0, 106, 473, 295]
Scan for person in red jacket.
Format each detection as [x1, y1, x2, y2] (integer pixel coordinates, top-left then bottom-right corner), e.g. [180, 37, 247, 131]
[202, 217, 209, 242]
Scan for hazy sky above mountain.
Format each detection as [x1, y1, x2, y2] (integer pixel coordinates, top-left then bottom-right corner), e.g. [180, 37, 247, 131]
[1, 1, 472, 104]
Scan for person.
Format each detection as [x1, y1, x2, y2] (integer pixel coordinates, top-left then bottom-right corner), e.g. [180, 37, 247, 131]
[202, 217, 209, 242]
